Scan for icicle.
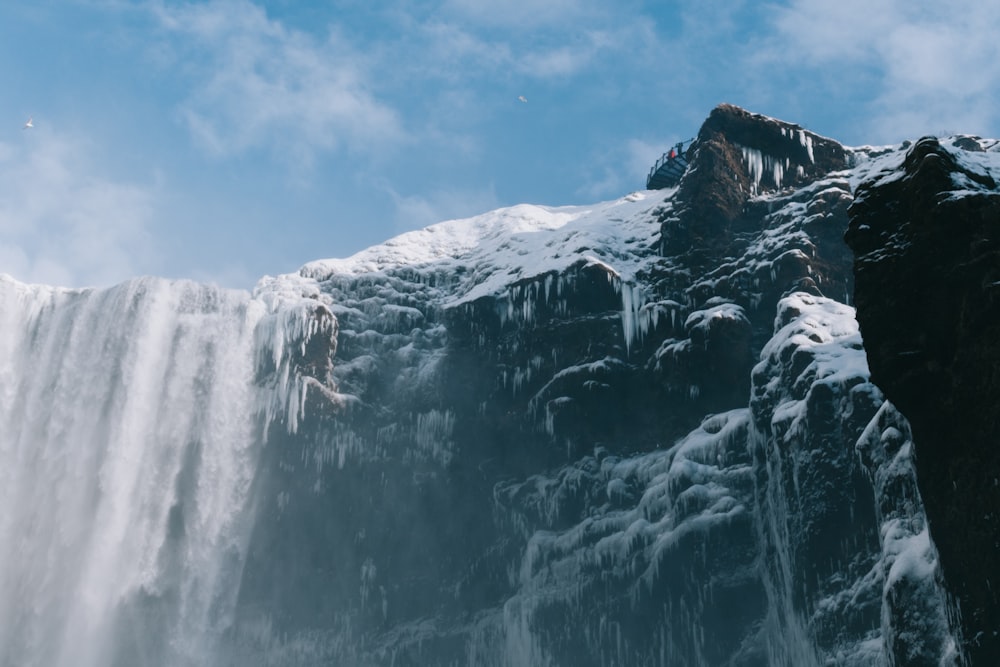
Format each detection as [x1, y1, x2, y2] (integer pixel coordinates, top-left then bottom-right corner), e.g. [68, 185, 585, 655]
[741, 146, 765, 193]
[798, 130, 815, 163]
[618, 281, 647, 354]
[253, 296, 337, 437]
[772, 158, 784, 189]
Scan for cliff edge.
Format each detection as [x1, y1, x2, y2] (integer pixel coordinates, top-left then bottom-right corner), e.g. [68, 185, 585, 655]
[846, 135, 1000, 664]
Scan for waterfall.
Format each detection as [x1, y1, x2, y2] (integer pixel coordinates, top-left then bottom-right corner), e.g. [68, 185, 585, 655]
[0, 274, 327, 667]
[749, 422, 823, 667]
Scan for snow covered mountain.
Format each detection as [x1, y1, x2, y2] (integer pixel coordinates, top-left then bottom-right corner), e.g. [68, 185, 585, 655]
[1, 104, 996, 666]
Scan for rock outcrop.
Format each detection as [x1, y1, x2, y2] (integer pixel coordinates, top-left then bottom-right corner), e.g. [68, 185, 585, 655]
[226, 106, 959, 665]
[846, 136, 1000, 664]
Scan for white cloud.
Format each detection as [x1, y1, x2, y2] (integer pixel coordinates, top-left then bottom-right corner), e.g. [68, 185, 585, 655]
[398, 4, 651, 86]
[0, 130, 157, 288]
[517, 45, 593, 78]
[575, 137, 676, 200]
[150, 0, 403, 163]
[767, 0, 1000, 141]
[416, 21, 512, 73]
[768, 0, 894, 63]
[387, 185, 500, 234]
[441, 0, 601, 28]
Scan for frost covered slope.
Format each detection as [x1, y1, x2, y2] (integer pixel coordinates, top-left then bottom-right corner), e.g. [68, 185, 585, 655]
[297, 192, 667, 354]
[228, 106, 974, 665]
[303, 195, 657, 295]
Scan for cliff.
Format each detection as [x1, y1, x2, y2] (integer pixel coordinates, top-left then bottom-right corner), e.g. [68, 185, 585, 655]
[228, 105, 958, 665]
[846, 135, 1000, 664]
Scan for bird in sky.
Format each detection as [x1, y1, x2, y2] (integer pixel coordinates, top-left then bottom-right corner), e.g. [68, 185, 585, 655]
[23, 116, 33, 129]
[518, 96, 527, 103]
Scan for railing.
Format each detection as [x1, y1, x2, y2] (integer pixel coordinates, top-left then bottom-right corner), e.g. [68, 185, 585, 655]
[646, 138, 695, 189]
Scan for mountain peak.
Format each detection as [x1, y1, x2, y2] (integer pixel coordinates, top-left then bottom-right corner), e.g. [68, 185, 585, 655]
[676, 105, 848, 217]
[659, 105, 851, 274]
[700, 104, 846, 175]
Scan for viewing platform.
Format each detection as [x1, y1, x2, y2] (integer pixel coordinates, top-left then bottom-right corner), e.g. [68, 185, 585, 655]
[646, 139, 693, 190]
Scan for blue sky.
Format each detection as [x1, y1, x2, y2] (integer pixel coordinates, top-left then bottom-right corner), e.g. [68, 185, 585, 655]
[2, 1, 998, 289]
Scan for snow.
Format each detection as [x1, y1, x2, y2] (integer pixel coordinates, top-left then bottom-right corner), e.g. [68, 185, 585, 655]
[297, 192, 669, 353]
[255, 130, 994, 370]
[846, 134, 1000, 197]
[855, 402, 961, 666]
[302, 194, 662, 304]
[753, 299, 866, 652]
[749, 294, 958, 665]
[684, 302, 749, 333]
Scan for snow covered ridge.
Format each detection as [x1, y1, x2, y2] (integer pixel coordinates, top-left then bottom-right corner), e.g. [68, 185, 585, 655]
[282, 192, 673, 355]
[271, 130, 881, 326]
[298, 192, 666, 305]
[251, 130, 994, 363]
[848, 134, 1000, 193]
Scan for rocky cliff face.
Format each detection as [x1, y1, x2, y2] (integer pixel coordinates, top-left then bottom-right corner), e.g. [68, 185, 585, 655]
[0, 105, 975, 667]
[226, 105, 960, 666]
[846, 136, 1000, 665]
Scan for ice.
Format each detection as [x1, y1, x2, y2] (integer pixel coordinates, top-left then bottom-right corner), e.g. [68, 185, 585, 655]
[747, 292, 961, 666]
[503, 355, 546, 396]
[528, 357, 626, 438]
[739, 145, 786, 193]
[299, 192, 670, 357]
[618, 280, 646, 352]
[491, 409, 754, 664]
[684, 302, 749, 335]
[855, 403, 961, 665]
[798, 129, 815, 163]
[2, 110, 985, 665]
[412, 409, 456, 466]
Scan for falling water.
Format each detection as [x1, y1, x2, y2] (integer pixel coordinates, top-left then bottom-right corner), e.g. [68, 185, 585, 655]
[749, 422, 823, 667]
[0, 274, 324, 667]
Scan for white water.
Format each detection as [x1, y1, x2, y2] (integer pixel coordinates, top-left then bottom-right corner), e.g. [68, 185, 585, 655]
[0, 274, 328, 667]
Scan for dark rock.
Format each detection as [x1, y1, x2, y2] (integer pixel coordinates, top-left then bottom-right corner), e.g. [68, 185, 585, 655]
[663, 104, 847, 263]
[846, 136, 1000, 664]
